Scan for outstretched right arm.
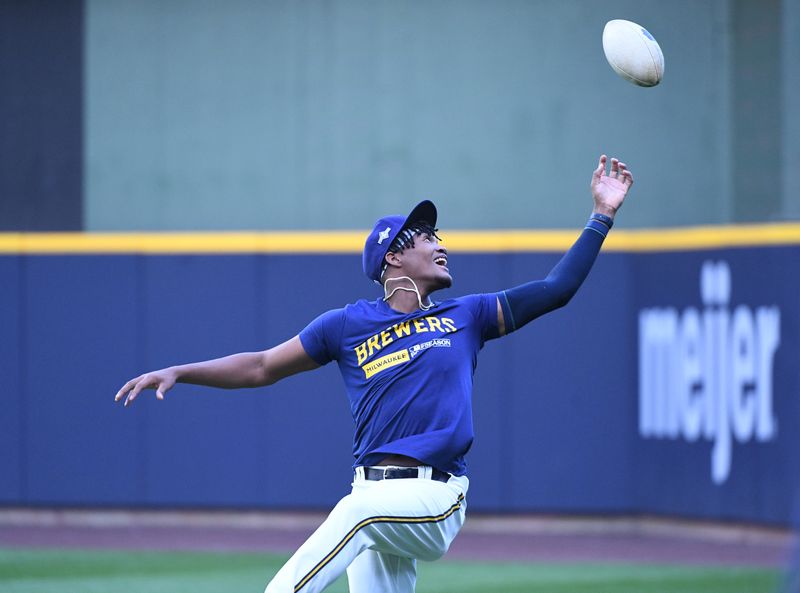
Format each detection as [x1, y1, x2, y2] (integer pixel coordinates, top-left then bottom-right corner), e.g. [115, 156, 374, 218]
[114, 336, 319, 407]
[495, 155, 634, 336]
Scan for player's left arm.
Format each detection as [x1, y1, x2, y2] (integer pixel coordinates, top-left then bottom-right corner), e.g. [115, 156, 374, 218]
[496, 155, 633, 336]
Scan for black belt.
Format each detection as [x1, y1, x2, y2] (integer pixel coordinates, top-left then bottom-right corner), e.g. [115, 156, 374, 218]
[363, 466, 450, 483]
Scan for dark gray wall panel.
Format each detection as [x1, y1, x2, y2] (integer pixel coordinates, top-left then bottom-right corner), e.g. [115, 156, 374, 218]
[0, 1, 83, 230]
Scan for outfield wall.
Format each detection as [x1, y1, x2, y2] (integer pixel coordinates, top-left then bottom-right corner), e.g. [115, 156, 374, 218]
[1, 228, 798, 525]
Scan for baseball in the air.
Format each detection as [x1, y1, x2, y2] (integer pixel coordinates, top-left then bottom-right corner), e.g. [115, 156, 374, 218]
[602, 19, 664, 87]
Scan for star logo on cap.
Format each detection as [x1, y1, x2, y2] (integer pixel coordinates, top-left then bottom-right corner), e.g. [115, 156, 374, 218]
[377, 226, 391, 245]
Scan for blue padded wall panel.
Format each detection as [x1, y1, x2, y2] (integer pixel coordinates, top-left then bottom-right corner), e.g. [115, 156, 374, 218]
[23, 256, 141, 504]
[139, 256, 265, 507]
[0, 257, 23, 501]
[501, 252, 635, 512]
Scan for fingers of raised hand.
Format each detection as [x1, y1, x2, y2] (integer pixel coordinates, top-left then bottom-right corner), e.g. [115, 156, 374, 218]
[610, 158, 620, 178]
[612, 160, 633, 187]
[621, 165, 634, 187]
[594, 154, 607, 177]
[594, 156, 633, 189]
[592, 155, 608, 188]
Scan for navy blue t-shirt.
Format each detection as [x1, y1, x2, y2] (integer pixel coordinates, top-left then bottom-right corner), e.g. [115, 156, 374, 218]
[299, 294, 500, 476]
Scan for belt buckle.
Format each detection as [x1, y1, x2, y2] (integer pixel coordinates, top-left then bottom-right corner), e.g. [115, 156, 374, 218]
[382, 466, 414, 480]
[368, 466, 390, 480]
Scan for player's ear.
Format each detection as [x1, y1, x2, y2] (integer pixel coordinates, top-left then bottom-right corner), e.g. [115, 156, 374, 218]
[384, 250, 402, 269]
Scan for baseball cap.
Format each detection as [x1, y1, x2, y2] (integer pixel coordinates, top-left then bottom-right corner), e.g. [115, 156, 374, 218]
[362, 200, 438, 283]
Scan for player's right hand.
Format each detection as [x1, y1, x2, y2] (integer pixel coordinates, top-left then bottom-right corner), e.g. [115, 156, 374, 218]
[114, 369, 177, 407]
[590, 154, 634, 216]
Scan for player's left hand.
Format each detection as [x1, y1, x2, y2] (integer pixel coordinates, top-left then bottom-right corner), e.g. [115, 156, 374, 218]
[590, 155, 633, 217]
[114, 368, 177, 407]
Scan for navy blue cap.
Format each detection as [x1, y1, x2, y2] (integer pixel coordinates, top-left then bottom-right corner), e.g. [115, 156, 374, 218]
[362, 200, 438, 283]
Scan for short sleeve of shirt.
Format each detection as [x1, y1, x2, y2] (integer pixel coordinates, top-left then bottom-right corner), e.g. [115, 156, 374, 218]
[459, 293, 501, 343]
[298, 308, 346, 365]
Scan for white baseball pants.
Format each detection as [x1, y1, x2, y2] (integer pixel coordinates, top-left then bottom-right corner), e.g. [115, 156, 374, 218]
[264, 470, 469, 593]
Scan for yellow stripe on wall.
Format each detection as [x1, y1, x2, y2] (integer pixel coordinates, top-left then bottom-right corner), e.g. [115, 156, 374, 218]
[1, 223, 799, 254]
[0, 232, 365, 254]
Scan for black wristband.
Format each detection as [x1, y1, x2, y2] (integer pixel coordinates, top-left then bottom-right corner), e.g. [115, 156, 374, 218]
[590, 212, 614, 229]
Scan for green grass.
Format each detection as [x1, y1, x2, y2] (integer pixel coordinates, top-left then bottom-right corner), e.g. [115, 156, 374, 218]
[0, 548, 781, 593]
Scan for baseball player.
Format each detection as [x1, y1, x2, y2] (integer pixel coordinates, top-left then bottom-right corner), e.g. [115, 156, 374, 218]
[115, 155, 633, 593]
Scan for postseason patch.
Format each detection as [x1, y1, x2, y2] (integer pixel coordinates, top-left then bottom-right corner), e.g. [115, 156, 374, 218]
[409, 338, 451, 358]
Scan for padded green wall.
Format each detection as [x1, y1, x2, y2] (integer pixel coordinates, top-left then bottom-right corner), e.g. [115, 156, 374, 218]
[85, 0, 796, 230]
